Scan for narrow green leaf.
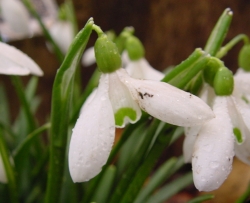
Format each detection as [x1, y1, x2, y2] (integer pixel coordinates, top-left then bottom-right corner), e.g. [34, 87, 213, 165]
[187, 194, 214, 203]
[204, 8, 233, 56]
[92, 165, 116, 203]
[45, 18, 93, 203]
[134, 157, 177, 203]
[0, 84, 10, 126]
[146, 172, 193, 203]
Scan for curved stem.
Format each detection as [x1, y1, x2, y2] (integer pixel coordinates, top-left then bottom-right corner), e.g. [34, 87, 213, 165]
[216, 34, 249, 58]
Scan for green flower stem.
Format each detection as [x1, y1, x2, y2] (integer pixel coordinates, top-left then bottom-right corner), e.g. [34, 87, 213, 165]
[65, 0, 78, 36]
[204, 8, 233, 56]
[109, 119, 161, 203]
[92, 24, 104, 37]
[44, 19, 93, 203]
[21, 0, 64, 62]
[82, 116, 147, 203]
[216, 34, 249, 58]
[0, 130, 18, 203]
[162, 48, 205, 83]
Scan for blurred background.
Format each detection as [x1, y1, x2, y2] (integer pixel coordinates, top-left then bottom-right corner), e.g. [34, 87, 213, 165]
[1, 0, 250, 202]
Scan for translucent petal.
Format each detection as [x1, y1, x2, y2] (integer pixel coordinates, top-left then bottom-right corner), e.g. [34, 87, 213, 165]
[183, 126, 201, 163]
[234, 131, 250, 165]
[0, 42, 43, 76]
[0, 0, 30, 38]
[125, 58, 164, 81]
[68, 74, 115, 182]
[109, 71, 141, 128]
[81, 46, 96, 66]
[117, 69, 214, 127]
[0, 155, 7, 183]
[49, 21, 74, 54]
[80, 88, 97, 115]
[199, 84, 215, 107]
[192, 96, 235, 192]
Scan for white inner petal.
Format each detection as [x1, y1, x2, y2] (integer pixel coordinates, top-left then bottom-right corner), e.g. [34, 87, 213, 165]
[108, 70, 141, 128]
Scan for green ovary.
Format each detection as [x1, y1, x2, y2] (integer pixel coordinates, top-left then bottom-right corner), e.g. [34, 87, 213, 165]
[233, 127, 243, 144]
[115, 108, 137, 126]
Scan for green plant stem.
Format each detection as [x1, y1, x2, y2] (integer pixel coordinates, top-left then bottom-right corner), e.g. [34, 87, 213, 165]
[216, 34, 249, 58]
[44, 19, 93, 203]
[204, 8, 233, 56]
[0, 129, 18, 203]
[21, 0, 64, 62]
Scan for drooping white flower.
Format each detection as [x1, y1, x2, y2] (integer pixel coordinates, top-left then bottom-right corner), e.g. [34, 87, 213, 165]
[183, 80, 250, 191]
[0, 41, 43, 76]
[0, 0, 31, 39]
[48, 20, 74, 54]
[69, 68, 214, 182]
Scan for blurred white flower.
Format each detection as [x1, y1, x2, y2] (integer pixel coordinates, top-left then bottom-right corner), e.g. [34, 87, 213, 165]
[0, 41, 43, 76]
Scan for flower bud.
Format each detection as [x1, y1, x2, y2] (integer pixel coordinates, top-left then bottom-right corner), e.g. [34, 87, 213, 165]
[238, 44, 250, 71]
[203, 57, 224, 87]
[94, 34, 121, 73]
[213, 67, 234, 96]
[125, 36, 145, 61]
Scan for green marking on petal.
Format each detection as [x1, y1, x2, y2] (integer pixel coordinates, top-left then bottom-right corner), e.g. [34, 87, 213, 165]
[233, 127, 243, 144]
[114, 107, 137, 127]
[242, 95, 249, 104]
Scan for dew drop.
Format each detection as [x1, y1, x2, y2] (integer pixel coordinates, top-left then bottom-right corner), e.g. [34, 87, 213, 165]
[209, 161, 219, 169]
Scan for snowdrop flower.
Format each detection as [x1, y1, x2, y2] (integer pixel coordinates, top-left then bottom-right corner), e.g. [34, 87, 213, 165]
[69, 32, 214, 182]
[0, 41, 43, 76]
[183, 65, 250, 191]
[0, 0, 31, 39]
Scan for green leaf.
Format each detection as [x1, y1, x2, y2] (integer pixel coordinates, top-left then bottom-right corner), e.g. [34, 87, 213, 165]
[145, 172, 193, 203]
[92, 165, 116, 203]
[187, 194, 214, 203]
[204, 8, 233, 56]
[45, 18, 93, 203]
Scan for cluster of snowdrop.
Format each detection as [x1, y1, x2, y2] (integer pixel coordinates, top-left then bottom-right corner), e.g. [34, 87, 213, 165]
[68, 26, 215, 182]
[1, 2, 250, 197]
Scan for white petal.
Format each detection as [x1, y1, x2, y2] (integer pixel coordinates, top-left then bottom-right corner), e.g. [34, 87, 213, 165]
[117, 69, 214, 127]
[48, 21, 74, 54]
[109, 71, 141, 128]
[121, 51, 130, 67]
[0, 154, 7, 183]
[80, 88, 97, 114]
[81, 46, 96, 66]
[125, 58, 164, 81]
[183, 126, 201, 163]
[69, 74, 115, 182]
[199, 84, 215, 107]
[235, 132, 250, 165]
[0, 0, 31, 38]
[192, 96, 235, 192]
[0, 42, 43, 76]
